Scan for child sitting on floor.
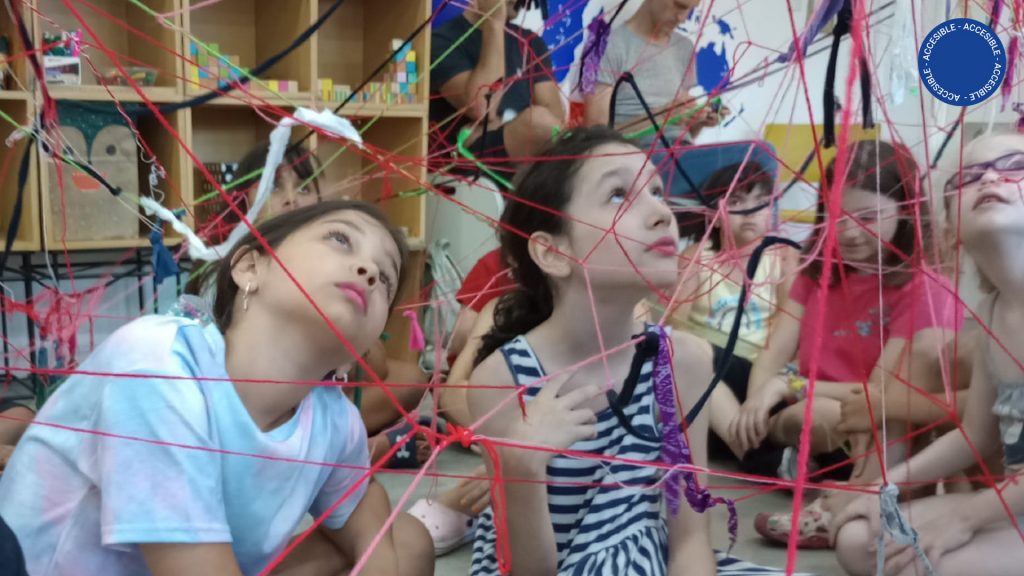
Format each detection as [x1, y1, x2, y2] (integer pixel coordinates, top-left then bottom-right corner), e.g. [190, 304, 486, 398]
[467, 126, 803, 576]
[830, 132, 1024, 576]
[732, 140, 963, 549]
[0, 201, 432, 575]
[655, 160, 799, 478]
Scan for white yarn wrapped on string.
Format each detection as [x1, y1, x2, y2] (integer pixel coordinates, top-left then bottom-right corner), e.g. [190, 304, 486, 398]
[140, 107, 362, 261]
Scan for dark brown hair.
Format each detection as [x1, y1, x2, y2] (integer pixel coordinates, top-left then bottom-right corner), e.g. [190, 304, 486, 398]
[187, 200, 409, 332]
[475, 126, 634, 367]
[693, 161, 773, 251]
[224, 143, 323, 225]
[804, 139, 933, 287]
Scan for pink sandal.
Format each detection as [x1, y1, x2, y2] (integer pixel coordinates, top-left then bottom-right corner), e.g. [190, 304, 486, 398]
[753, 497, 833, 549]
[408, 498, 476, 557]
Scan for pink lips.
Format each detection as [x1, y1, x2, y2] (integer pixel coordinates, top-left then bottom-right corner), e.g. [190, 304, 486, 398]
[646, 236, 678, 256]
[336, 282, 367, 313]
[974, 192, 1008, 209]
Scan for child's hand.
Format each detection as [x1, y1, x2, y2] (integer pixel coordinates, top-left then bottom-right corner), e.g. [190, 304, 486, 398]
[884, 516, 973, 575]
[730, 377, 787, 454]
[504, 371, 600, 468]
[837, 386, 882, 434]
[828, 493, 880, 546]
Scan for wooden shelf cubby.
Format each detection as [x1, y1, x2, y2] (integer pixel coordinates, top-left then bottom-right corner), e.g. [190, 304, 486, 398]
[38, 103, 189, 251]
[184, 0, 312, 97]
[315, 0, 431, 105]
[0, 97, 40, 252]
[313, 115, 428, 241]
[1, 2, 32, 93]
[34, 0, 182, 91]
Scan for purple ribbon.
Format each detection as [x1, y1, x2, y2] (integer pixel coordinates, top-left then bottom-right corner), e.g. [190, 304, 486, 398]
[651, 327, 738, 549]
[580, 15, 611, 95]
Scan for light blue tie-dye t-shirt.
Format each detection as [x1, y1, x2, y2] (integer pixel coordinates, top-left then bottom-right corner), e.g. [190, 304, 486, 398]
[0, 315, 368, 575]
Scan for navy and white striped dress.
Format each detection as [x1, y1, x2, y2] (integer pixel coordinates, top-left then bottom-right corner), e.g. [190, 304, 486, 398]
[470, 332, 813, 576]
[471, 333, 666, 575]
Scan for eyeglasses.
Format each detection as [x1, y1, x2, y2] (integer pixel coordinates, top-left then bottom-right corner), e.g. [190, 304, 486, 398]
[944, 152, 1024, 193]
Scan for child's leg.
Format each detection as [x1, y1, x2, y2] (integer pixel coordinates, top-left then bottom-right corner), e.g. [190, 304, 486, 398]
[835, 493, 1024, 576]
[904, 523, 1024, 576]
[768, 398, 844, 455]
[0, 404, 34, 448]
[272, 512, 434, 576]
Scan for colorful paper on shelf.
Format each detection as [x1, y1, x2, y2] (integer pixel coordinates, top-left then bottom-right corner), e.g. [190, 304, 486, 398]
[268, 79, 278, 92]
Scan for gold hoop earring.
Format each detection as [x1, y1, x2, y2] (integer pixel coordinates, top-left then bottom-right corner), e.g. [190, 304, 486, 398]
[243, 282, 252, 312]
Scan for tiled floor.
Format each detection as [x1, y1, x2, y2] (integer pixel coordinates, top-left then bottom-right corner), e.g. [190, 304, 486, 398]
[376, 446, 843, 575]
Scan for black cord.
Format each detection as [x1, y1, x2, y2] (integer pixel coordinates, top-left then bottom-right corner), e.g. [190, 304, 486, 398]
[606, 331, 661, 442]
[609, 72, 703, 198]
[684, 235, 800, 425]
[607, 235, 802, 438]
[0, 142, 33, 275]
[473, 90, 494, 182]
[823, 0, 852, 149]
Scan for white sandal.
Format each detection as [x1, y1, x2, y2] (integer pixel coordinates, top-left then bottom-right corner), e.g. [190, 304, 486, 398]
[408, 498, 476, 557]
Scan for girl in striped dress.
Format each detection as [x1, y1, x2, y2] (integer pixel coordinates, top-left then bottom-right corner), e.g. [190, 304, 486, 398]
[465, 127, 793, 576]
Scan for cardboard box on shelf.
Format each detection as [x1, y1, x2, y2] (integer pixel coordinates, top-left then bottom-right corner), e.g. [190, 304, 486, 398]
[46, 103, 141, 241]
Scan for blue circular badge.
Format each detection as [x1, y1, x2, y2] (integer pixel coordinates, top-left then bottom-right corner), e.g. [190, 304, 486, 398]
[918, 18, 1006, 106]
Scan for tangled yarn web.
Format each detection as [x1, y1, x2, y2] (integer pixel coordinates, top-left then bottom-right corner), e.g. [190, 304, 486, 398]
[0, 0, 1020, 574]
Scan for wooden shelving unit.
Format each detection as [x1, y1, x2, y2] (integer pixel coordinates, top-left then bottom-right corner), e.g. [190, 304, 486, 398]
[4, 0, 431, 359]
[0, 2, 39, 251]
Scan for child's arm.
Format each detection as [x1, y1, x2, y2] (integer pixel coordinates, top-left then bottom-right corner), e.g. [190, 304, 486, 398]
[468, 353, 599, 575]
[731, 296, 804, 451]
[666, 332, 716, 576]
[321, 480, 400, 576]
[141, 544, 242, 576]
[831, 347, 1002, 534]
[837, 384, 967, 433]
[833, 328, 960, 431]
[439, 298, 498, 427]
[772, 246, 800, 319]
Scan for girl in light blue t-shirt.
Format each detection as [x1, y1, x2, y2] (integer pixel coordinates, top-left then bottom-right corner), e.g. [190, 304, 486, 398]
[0, 200, 432, 576]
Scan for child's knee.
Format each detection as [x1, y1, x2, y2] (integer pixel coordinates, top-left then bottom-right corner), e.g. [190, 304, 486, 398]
[834, 520, 874, 576]
[395, 512, 434, 575]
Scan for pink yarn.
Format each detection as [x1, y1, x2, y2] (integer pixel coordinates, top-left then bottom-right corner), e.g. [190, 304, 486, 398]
[1004, 35, 1018, 112]
[404, 310, 425, 352]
